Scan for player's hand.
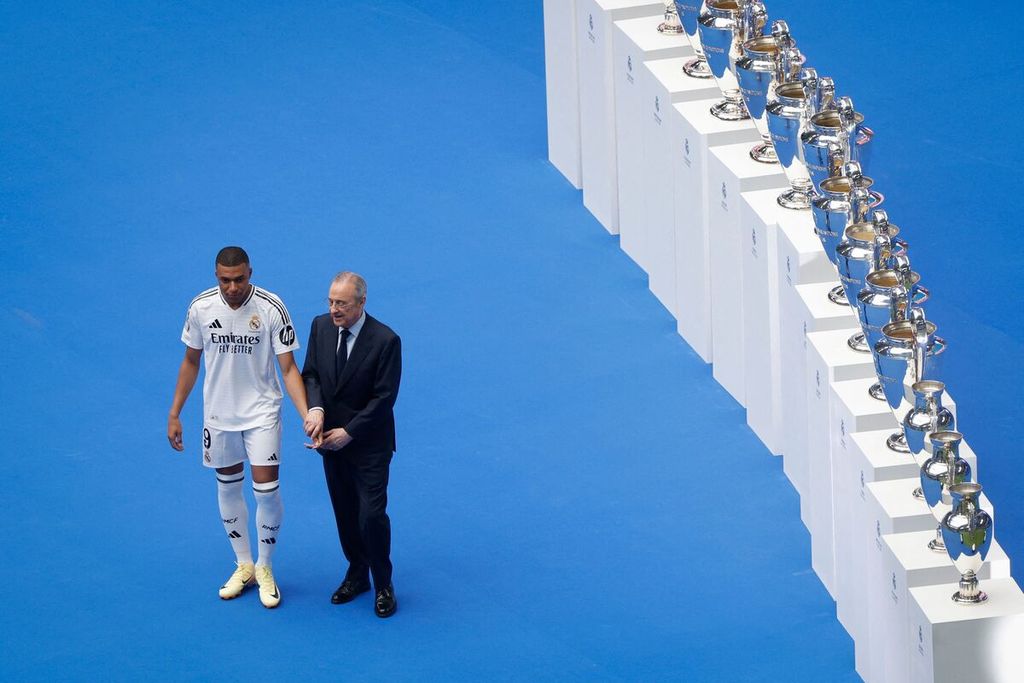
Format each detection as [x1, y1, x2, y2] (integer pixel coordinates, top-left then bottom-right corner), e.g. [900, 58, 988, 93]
[303, 409, 324, 440]
[167, 416, 184, 451]
[318, 428, 352, 451]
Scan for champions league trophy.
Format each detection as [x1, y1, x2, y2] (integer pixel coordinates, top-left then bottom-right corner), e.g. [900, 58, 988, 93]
[766, 70, 834, 209]
[674, 1, 713, 78]
[800, 95, 875, 194]
[697, 0, 767, 121]
[942, 482, 993, 604]
[872, 311, 947, 453]
[856, 269, 928, 408]
[812, 161, 880, 305]
[904, 379, 955, 453]
[922, 431, 972, 554]
[837, 210, 917, 356]
[735, 20, 800, 163]
[658, 0, 684, 34]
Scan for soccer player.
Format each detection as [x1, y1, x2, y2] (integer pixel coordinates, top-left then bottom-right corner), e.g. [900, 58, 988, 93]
[167, 246, 311, 608]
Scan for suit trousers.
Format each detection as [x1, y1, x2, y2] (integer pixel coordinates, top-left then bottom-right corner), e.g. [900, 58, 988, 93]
[322, 448, 393, 589]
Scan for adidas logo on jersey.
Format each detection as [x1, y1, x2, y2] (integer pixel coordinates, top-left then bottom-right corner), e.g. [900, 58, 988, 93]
[261, 537, 277, 545]
[208, 319, 224, 329]
[268, 453, 278, 461]
[228, 531, 242, 539]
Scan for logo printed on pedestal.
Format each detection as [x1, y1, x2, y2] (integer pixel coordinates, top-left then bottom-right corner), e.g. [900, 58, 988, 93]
[891, 571, 899, 604]
[683, 138, 692, 167]
[587, 14, 595, 43]
[720, 182, 728, 211]
[750, 228, 758, 258]
[653, 96, 662, 124]
[626, 55, 634, 83]
[918, 625, 925, 656]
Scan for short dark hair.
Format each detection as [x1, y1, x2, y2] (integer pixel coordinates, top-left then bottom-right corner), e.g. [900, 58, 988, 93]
[216, 246, 250, 267]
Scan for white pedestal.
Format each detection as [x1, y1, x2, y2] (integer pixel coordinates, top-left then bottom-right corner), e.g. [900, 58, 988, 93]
[706, 141, 787, 405]
[775, 211, 838, 468]
[611, 13, 688, 251]
[543, 0, 583, 189]
[740, 188, 784, 455]
[783, 281, 858, 526]
[577, 0, 663, 233]
[908, 578, 1024, 683]
[639, 57, 718, 317]
[830, 376, 895, 651]
[804, 328, 875, 597]
[876, 532, 1011, 683]
[670, 98, 758, 362]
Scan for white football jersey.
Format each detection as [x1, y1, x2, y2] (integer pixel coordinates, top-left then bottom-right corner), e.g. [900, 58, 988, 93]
[181, 285, 299, 431]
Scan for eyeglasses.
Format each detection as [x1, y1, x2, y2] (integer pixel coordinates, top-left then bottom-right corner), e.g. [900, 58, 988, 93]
[326, 298, 361, 311]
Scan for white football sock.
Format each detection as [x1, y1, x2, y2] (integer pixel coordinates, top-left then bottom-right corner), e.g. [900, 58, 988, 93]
[253, 480, 282, 567]
[216, 473, 252, 565]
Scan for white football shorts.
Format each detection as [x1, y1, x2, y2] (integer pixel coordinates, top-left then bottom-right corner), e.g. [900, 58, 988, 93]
[201, 422, 282, 469]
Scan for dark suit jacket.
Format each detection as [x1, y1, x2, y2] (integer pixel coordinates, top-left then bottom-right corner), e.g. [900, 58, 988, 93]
[301, 312, 401, 455]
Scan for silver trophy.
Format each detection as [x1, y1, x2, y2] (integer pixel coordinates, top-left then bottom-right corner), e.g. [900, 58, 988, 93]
[801, 96, 874, 193]
[856, 269, 928, 408]
[903, 380, 955, 456]
[922, 431, 972, 552]
[941, 482, 993, 604]
[766, 70, 834, 209]
[735, 20, 799, 163]
[658, 0, 684, 34]
[674, 1, 713, 78]
[697, 0, 767, 121]
[837, 211, 917, 355]
[872, 312, 947, 453]
[812, 162, 881, 305]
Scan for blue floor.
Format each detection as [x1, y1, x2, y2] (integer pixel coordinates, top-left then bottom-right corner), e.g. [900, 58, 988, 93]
[1, 1, 1020, 680]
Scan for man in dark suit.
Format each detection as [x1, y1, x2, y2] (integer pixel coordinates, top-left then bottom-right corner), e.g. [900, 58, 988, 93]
[301, 271, 402, 618]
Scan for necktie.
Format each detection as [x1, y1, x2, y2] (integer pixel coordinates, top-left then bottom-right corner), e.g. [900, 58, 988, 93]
[336, 328, 352, 378]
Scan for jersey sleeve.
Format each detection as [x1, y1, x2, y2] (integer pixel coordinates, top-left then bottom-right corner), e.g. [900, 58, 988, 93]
[270, 300, 299, 354]
[181, 305, 203, 349]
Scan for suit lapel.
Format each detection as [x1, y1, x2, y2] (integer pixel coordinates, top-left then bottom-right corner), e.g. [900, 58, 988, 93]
[335, 316, 374, 392]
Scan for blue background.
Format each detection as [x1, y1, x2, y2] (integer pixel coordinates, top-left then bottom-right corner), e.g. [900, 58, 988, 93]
[1, 1, 1019, 680]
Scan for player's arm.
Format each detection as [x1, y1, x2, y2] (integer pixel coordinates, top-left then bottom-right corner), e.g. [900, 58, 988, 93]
[168, 346, 202, 451]
[276, 351, 310, 418]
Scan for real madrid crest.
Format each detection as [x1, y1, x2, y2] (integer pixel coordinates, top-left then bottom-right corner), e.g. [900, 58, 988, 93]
[249, 314, 262, 331]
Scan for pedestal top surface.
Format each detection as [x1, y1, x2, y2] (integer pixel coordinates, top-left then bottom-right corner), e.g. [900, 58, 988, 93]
[646, 57, 720, 98]
[614, 14, 687, 52]
[833, 376, 893, 417]
[868, 478, 936, 520]
[777, 210, 823, 254]
[710, 141, 788, 182]
[911, 577, 1024, 622]
[807, 327, 874, 368]
[597, 0, 664, 15]
[741, 188, 781, 226]
[852, 428, 921, 473]
[673, 98, 758, 136]
[796, 282, 858, 322]
[886, 531, 1008, 574]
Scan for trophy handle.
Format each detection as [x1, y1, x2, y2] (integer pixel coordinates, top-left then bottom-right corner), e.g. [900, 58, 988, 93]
[851, 187, 873, 224]
[912, 311, 930, 386]
[749, 1, 768, 39]
[779, 47, 803, 85]
[826, 141, 846, 179]
[816, 77, 835, 114]
[771, 20, 792, 47]
[836, 96, 856, 164]
[872, 232, 893, 271]
[800, 68, 820, 110]
[890, 284, 909, 323]
[871, 208, 890, 235]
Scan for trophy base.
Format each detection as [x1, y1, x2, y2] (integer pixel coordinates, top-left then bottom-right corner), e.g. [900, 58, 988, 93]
[952, 590, 988, 604]
[657, 22, 684, 35]
[847, 331, 869, 353]
[710, 98, 750, 122]
[828, 285, 848, 306]
[749, 141, 777, 165]
[776, 187, 812, 211]
[952, 573, 988, 604]
[912, 486, 925, 500]
[682, 56, 713, 79]
[868, 382, 886, 401]
[927, 538, 946, 553]
[886, 431, 910, 453]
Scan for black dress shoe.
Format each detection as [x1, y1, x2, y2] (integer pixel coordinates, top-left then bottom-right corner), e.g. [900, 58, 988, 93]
[374, 584, 397, 618]
[331, 578, 370, 605]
